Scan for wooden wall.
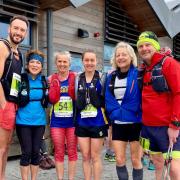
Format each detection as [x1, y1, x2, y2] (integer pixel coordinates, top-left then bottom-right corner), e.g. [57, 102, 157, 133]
[38, 0, 105, 72]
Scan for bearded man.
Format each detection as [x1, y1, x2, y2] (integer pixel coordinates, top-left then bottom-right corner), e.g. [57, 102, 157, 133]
[0, 15, 29, 179]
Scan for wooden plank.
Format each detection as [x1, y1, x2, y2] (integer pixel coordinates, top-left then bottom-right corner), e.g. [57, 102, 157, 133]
[74, 3, 104, 14]
[53, 23, 103, 36]
[59, 7, 103, 23]
[53, 30, 103, 44]
[53, 38, 103, 53]
[53, 11, 102, 28]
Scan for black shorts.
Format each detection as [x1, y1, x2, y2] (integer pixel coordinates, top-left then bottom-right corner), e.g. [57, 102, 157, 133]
[75, 125, 108, 138]
[112, 123, 142, 142]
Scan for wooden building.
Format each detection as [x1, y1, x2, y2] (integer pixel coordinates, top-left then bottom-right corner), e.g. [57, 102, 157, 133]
[0, 0, 179, 156]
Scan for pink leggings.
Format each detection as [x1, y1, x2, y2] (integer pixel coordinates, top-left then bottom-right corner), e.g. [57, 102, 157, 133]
[51, 127, 78, 162]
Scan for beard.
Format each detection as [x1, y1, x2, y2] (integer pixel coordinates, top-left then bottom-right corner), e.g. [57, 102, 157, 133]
[9, 32, 25, 45]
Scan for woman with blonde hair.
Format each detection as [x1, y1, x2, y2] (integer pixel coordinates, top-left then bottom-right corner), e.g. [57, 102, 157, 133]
[105, 42, 143, 180]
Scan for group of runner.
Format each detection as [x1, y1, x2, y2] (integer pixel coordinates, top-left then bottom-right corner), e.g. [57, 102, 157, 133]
[0, 15, 179, 180]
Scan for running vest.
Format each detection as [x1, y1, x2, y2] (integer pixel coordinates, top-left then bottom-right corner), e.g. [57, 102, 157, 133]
[18, 73, 49, 108]
[0, 38, 22, 103]
[48, 72, 75, 104]
[108, 70, 128, 96]
[76, 71, 106, 111]
[138, 56, 169, 92]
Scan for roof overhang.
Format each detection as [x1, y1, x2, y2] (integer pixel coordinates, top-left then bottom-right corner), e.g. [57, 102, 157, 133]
[119, 0, 167, 37]
[148, 0, 180, 38]
[39, 0, 70, 11]
[39, 0, 92, 11]
[69, 0, 92, 8]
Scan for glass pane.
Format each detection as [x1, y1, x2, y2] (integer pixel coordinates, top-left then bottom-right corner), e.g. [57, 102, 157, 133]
[0, 21, 30, 45]
[103, 43, 115, 72]
[70, 53, 83, 73]
[104, 43, 115, 61]
[0, 22, 8, 38]
[104, 65, 113, 73]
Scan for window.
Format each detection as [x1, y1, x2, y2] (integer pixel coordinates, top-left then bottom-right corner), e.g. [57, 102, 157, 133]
[0, 21, 31, 46]
[70, 52, 83, 72]
[103, 42, 115, 72]
[105, 0, 139, 46]
[0, 0, 39, 21]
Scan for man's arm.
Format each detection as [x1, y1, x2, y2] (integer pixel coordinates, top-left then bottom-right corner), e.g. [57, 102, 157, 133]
[0, 41, 10, 109]
[163, 57, 180, 145]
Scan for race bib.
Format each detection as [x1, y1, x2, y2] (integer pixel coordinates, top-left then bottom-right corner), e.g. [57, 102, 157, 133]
[81, 104, 97, 118]
[54, 96, 73, 117]
[10, 73, 21, 97]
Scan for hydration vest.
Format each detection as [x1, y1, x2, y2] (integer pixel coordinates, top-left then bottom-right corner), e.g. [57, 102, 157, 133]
[76, 70, 106, 111]
[138, 56, 169, 92]
[48, 72, 75, 104]
[0, 38, 23, 103]
[18, 73, 49, 108]
[108, 70, 128, 96]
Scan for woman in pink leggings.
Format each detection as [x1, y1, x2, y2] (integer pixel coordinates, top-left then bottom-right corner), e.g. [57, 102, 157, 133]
[48, 51, 77, 180]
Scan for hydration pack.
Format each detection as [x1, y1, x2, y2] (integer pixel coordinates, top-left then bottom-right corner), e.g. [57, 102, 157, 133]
[137, 56, 169, 92]
[18, 73, 49, 108]
[0, 38, 23, 103]
[76, 70, 106, 111]
[108, 70, 128, 96]
[48, 72, 75, 104]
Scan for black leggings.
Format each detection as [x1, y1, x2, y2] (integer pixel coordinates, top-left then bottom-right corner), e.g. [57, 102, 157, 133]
[16, 125, 45, 166]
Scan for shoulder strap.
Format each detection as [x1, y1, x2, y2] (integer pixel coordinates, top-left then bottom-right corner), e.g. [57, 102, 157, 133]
[41, 75, 48, 87]
[41, 75, 48, 90]
[18, 73, 29, 107]
[161, 56, 168, 66]
[48, 73, 60, 104]
[110, 71, 117, 84]
[41, 75, 49, 107]
[68, 72, 75, 100]
[91, 70, 99, 86]
[21, 73, 28, 81]
[75, 73, 80, 100]
[0, 39, 13, 80]
[78, 72, 86, 89]
[21, 73, 29, 92]
[109, 71, 117, 96]
[17, 48, 23, 67]
[51, 73, 60, 84]
[79, 72, 85, 79]
[0, 38, 11, 51]
[99, 72, 107, 96]
[153, 56, 168, 68]
[69, 71, 76, 80]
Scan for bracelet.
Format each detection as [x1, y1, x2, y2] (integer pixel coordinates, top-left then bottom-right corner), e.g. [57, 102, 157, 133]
[171, 121, 180, 127]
